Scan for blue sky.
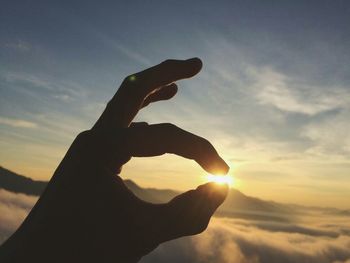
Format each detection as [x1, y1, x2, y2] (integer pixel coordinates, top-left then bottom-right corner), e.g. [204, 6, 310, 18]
[1, 1, 350, 208]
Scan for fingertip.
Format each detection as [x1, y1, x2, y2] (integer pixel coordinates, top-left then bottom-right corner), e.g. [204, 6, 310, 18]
[222, 160, 230, 175]
[168, 83, 178, 95]
[161, 83, 178, 100]
[208, 157, 230, 175]
[187, 57, 202, 67]
[186, 57, 203, 75]
[197, 182, 228, 205]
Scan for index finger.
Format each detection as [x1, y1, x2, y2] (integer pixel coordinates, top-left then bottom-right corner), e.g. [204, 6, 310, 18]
[93, 58, 202, 130]
[135, 58, 202, 92]
[115, 123, 229, 175]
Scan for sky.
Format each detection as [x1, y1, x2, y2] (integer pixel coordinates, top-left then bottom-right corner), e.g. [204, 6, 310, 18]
[0, 0, 349, 208]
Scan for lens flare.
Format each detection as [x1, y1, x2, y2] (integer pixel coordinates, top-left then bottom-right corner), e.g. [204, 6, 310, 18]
[129, 75, 136, 82]
[206, 174, 234, 187]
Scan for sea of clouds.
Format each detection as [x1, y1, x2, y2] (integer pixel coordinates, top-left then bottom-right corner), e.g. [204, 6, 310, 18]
[1, 188, 349, 263]
[142, 216, 350, 263]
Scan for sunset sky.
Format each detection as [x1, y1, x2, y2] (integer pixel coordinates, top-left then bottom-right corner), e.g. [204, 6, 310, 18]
[1, 1, 349, 208]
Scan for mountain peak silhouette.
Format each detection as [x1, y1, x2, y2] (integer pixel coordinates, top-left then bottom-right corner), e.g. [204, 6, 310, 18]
[0, 166, 47, 196]
[0, 165, 314, 222]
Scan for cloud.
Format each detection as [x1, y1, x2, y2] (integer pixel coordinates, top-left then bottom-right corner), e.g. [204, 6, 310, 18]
[0, 189, 37, 210]
[0, 117, 37, 128]
[1, 188, 350, 262]
[232, 219, 340, 238]
[53, 94, 74, 102]
[3, 40, 31, 52]
[3, 72, 54, 91]
[90, 29, 152, 66]
[142, 216, 350, 263]
[251, 67, 350, 116]
[1, 71, 87, 104]
[302, 111, 350, 157]
[0, 189, 37, 243]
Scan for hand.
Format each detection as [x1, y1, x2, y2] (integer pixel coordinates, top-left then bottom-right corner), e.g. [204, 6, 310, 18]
[0, 58, 229, 263]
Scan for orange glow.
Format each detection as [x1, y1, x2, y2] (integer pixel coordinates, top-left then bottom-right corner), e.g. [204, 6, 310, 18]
[206, 174, 234, 187]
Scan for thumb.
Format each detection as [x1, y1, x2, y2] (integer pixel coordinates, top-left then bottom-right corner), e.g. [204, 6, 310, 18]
[162, 182, 228, 242]
[197, 182, 228, 212]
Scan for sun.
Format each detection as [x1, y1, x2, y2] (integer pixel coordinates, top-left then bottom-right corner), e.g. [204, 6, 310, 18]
[206, 174, 234, 187]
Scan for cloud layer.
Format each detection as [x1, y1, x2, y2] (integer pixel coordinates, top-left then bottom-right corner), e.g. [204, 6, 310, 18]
[0, 189, 37, 243]
[142, 216, 350, 263]
[1, 188, 349, 263]
[0, 117, 37, 129]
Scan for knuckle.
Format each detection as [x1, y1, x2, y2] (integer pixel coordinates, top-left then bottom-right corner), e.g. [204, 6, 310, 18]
[69, 130, 93, 154]
[122, 74, 141, 89]
[160, 123, 178, 133]
[75, 130, 91, 143]
[123, 74, 135, 83]
[161, 59, 174, 66]
[122, 76, 130, 86]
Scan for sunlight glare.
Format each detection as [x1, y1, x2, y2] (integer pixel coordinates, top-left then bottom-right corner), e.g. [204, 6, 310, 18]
[206, 174, 234, 187]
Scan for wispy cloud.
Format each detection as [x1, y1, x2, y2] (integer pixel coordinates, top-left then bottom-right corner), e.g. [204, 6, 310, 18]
[251, 67, 350, 116]
[1, 71, 88, 103]
[0, 117, 37, 129]
[90, 29, 152, 66]
[302, 110, 350, 158]
[3, 40, 31, 52]
[110, 41, 152, 67]
[3, 72, 54, 91]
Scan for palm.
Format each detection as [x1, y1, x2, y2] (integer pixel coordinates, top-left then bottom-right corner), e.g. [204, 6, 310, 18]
[46, 119, 228, 262]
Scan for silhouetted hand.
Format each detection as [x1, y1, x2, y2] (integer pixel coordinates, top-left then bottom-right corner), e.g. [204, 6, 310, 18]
[0, 58, 229, 263]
